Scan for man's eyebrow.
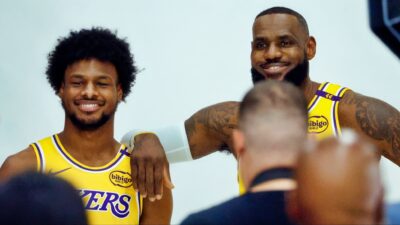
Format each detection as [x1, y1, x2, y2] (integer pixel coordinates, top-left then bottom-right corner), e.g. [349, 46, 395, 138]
[97, 75, 113, 80]
[69, 74, 113, 79]
[279, 34, 293, 38]
[253, 37, 267, 41]
[69, 74, 84, 78]
[278, 34, 300, 43]
[253, 34, 297, 41]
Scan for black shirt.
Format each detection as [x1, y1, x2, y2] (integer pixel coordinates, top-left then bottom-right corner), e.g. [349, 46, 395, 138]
[180, 190, 295, 225]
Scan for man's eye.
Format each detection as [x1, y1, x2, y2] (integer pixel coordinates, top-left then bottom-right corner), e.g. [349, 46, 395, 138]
[71, 81, 82, 86]
[254, 42, 266, 49]
[280, 40, 292, 47]
[97, 82, 109, 87]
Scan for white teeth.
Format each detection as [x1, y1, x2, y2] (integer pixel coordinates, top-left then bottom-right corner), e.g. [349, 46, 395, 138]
[79, 104, 99, 111]
[270, 66, 280, 70]
[82, 104, 97, 108]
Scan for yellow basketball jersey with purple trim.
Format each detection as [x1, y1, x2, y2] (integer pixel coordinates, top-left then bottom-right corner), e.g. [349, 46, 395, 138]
[31, 135, 142, 225]
[307, 82, 349, 139]
[238, 82, 349, 194]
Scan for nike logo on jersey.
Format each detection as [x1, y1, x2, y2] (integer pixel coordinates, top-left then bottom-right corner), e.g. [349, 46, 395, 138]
[49, 167, 71, 175]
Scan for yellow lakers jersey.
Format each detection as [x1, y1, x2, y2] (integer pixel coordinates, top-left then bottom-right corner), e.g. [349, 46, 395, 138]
[238, 82, 349, 194]
[307, 82, 349, 139]
[31, 135, 142, 225]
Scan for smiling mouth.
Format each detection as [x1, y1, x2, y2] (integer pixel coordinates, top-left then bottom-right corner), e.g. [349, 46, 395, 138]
[79, 103, 100, 113]
[74, 100, 105, 113]
[260, 63, 290, 80]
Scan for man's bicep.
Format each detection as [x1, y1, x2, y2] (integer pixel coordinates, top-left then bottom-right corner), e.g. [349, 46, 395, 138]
[0, 147, 37, 182]
[345, 92, 400, 165]
[185, 101, 240, 159]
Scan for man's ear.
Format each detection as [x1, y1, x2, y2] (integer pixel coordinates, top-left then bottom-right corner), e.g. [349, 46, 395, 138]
[306, 36, 316, 60]
[233, 129, 245, 158]
[58, 83, 65, 98]
[117, 84, 123, 101]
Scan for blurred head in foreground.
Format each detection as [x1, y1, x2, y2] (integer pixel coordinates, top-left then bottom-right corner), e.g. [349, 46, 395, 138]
[0, 172, 87, 225]
[289, 130, 384, 225]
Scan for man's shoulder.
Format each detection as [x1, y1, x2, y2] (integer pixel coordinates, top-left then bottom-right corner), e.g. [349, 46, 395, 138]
[339, 88, 390, 108]
[337, 87, 391, 116]
[3, 146, 37, 167]
[337, 87, 398, 129]
[0, 146, 37, 181]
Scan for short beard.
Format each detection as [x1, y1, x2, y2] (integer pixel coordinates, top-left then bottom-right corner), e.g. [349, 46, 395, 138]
[251, 58, 309, 87]
[284, 59, 309, 87]
[251, 67, 265, 84]
[62, 101, 115, 131]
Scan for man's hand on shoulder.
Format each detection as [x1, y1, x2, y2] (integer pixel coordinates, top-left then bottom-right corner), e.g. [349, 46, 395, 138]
[129, 133, 173, 201]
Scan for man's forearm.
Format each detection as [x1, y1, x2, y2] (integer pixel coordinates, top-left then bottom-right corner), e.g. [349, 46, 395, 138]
[184, 101, 240, 159]
[122, 101, 240, 162]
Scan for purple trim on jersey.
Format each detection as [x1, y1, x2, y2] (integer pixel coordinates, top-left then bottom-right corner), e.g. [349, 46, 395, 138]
[315, 90, 342, 101]
[33, 143, 44, 172]
[52, 135, 126, 172]
[120, 148, 131, 157]
[138, 192, 141, 216]
[308, 82, 329, 110]
[332, 87, 347, 136]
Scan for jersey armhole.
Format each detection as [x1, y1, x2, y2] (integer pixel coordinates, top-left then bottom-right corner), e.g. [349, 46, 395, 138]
[334, 88, 350, 136]
[30, 143, 44, 172]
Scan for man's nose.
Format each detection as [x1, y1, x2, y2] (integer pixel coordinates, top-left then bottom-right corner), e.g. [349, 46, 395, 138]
[263, 44, 282, 60]
[81, 82, 98, 99]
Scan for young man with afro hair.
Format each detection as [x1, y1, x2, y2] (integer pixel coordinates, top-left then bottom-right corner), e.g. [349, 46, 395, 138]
[0, 27, 172, 225]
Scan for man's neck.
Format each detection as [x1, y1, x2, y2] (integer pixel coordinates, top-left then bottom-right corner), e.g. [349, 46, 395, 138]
[245, 162, 296, 193]
[299, 77, 320, 105]
[250, 179, 296, 192]
[58, 118, 119, 166]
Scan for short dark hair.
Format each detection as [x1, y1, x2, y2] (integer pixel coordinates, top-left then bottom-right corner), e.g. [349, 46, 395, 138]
[238, 80, 308, 152]
[239, 80, 308, 124]
[0, 172, 87, 225]
[255, 6, 309, 36]
[46, 27, 136, 100]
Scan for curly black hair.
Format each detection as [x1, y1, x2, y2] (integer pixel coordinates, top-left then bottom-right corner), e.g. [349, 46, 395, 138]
[46, 27, 136, 100]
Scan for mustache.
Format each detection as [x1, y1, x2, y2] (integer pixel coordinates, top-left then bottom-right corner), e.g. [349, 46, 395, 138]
[251, 58, 309, 87]
[259, 60, 290, 69]
[250, 52, 309, 87]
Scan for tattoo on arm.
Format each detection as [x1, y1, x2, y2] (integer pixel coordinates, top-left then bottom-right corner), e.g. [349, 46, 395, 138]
[199, 102, 238, 143]
[185, 101, 239, 155]
[354, 93, 400, 159]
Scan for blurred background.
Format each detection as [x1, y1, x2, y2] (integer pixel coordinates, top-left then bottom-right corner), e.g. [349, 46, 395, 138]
[0, 0, 399, 223]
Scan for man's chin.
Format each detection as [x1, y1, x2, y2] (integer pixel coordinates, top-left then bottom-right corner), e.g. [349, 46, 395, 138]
[68, 114, 110, 131]
[264, 73, 286, 81]
[75, 116, 102, 125]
